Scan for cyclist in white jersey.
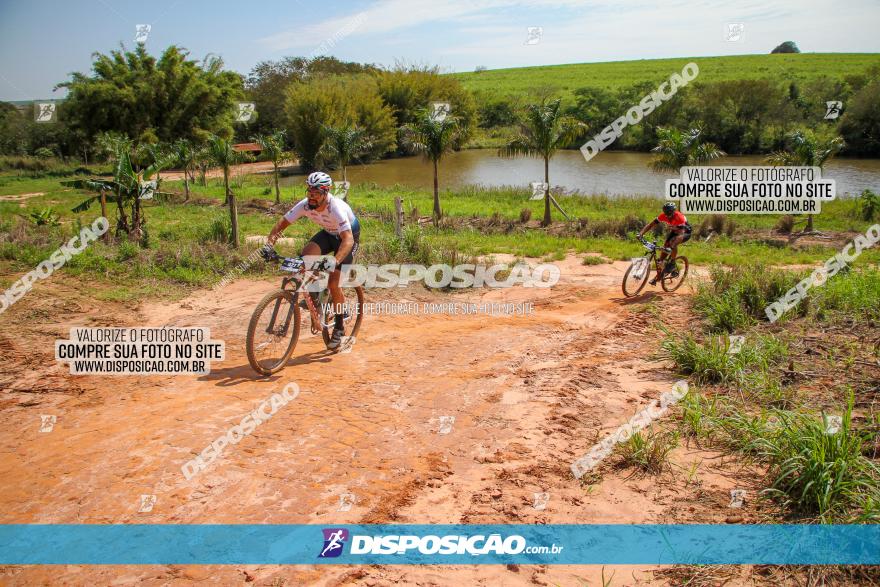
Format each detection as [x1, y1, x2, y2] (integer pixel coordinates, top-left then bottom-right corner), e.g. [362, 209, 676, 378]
[261, 172, 360, 349]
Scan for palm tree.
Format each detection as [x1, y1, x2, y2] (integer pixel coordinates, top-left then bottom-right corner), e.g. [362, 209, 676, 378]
[193, 142, 212, 187]
[649, 127, 725, 173]
[321, 124, 373, 198]
[499, 98, 585, 226]
[172, 139, 198, 201]
[766, 130, 844, 233]
[253, 130, 291, 204]
[207, 135, 245, 247]
[402, 110, 461, 225]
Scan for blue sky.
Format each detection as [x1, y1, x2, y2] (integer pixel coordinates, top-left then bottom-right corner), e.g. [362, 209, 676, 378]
[0, 0, 878, 101]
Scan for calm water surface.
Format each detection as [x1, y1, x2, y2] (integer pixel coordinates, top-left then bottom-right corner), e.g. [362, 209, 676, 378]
[280, 150, 880, 197]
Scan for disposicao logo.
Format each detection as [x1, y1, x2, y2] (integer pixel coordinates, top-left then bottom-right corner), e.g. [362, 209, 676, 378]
[318, 528, 349, 558]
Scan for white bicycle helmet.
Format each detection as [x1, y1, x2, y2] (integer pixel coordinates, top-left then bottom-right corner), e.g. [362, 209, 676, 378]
[306, 171, 332, 190]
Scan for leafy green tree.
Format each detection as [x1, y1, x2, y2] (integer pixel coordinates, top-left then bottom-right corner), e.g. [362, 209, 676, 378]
[476, 95, 519, 128]
[285, 75, 395, 171]
[376, 65, 476, 150]
[253, 131, 291, 203]
[0, 102, 28, 155]
[195, 143, 213, 186]
[59, 45, 244, 152]
[684, 80, 792, 154]
[321, 124, 372, 189]
[766, 129, 843, 232]
[402, 109, 461, 225]
[798, 76, 854, 122]
[858, 189, 880, 221]
[838, 79, 880, 156]
[207, 136, 246, 246]
[246, 56, 378, 136]
[138, 141, 172, 180]
[566, 87, 620, 138]
[499, 98, 586, 226]
[771, 41, 800, 54]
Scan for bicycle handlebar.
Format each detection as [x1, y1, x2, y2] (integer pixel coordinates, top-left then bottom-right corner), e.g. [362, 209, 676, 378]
[278, 255, 333, 274]
[637, 237, 672, 254]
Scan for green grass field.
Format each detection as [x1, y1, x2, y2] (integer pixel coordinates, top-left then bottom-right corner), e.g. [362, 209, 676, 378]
[3, 168, 879, 304]
[454, 53, 880, 101]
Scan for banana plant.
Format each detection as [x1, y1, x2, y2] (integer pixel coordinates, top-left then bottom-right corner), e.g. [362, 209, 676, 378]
[64, 138, 173, 245]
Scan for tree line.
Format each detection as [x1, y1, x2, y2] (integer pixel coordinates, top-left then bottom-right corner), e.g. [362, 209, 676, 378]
[0, 44, 873, 242]
[0, 46, 476, 171]
[4, 45, 879, 165]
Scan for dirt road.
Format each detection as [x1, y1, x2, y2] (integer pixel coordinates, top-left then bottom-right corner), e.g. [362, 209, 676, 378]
[162, 161, 282, 182]
[0, 256, 759, 586]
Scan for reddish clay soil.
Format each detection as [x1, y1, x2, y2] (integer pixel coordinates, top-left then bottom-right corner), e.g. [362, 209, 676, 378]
[0, 256, 770, 586]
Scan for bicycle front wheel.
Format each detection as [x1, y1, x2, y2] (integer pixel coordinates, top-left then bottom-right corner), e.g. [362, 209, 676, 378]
[622, 257, 650, 297]
[246, 290, 301, 375]
[661, 256, 689, 292]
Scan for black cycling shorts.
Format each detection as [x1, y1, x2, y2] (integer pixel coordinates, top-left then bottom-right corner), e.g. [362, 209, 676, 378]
[308, 220, 360, 266]
[664, 227, 692, 247]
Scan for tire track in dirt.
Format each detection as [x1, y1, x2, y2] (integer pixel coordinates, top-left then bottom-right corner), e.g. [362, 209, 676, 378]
[0, 258, 701, 586]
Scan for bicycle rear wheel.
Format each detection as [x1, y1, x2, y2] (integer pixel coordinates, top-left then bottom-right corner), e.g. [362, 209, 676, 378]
[246, 290, 301, 375]
[661, 256, 689, 292]
[622, 257, 650, 297]
[321, 286, 365, 350]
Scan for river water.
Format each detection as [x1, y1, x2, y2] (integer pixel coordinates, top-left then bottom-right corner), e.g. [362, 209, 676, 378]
[279, 150, 880, 197]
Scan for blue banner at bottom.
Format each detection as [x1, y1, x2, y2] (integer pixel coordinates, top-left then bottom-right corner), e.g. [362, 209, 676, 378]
[0, 524, 877, 565]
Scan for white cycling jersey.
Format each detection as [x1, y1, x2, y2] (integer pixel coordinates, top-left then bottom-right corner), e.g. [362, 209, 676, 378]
[283, 195, 356, 236]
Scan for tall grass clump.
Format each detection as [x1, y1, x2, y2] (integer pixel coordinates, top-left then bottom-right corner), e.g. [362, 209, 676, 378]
[694, 264, 801, 331]
[660, 331, 787, 385]
[809, 267, 880, 322]
[199, 214, 234, 245]
[760, 397, 880, 522]
[679, 389, 727, 441]
[680, 392, 880, 521]
[615, 427, 679, 474]
[359, 224, 476, 270]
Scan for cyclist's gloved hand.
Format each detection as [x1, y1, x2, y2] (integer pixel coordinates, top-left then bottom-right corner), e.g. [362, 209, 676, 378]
[259, 244, 278, 262]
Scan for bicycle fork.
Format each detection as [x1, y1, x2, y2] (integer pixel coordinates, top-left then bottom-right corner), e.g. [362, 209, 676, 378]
[264, 295, 296, 337]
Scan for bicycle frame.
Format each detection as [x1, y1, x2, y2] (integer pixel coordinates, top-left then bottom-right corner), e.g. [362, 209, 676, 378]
[248, 254, 363, 374]
[623, 238, 688, 298]
[280, 263, 334, 334]
[634, 240, 672, 278]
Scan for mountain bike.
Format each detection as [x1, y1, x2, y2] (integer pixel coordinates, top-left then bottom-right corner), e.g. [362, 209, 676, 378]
[246, 253, 364, 375]
[621, 236, 689, 297]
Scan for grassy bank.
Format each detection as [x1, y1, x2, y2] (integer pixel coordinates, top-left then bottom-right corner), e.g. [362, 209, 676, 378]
[2, 169, 879, 302]
[658, 263, 880, 523]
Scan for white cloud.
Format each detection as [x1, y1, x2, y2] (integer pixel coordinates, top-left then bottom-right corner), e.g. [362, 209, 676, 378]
[258, 0, 616, 51]
[258, 0, 880, 66]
